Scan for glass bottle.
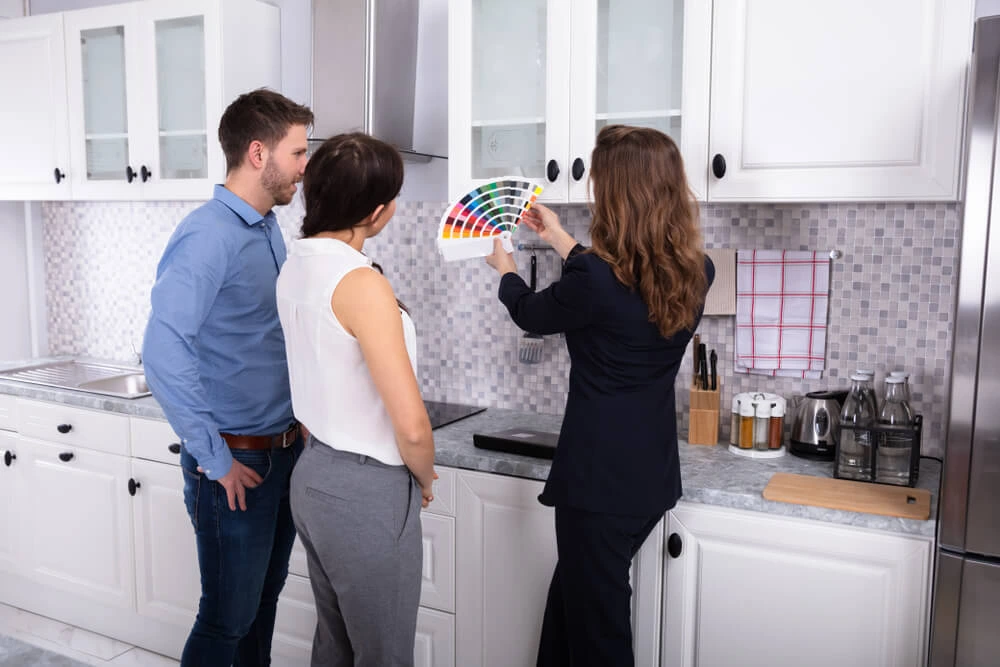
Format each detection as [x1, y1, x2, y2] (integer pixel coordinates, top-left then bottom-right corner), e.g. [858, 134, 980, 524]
[739, 401, 755, 449]
[889, 370, 912, 404]
[838, 374, 875, 480]
[769, 399, 785, 450]
[876, 377, 914, 485]
[754, 402, 771, 451]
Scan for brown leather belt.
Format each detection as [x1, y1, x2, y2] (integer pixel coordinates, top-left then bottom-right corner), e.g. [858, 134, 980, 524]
[221, 423, 304, 451]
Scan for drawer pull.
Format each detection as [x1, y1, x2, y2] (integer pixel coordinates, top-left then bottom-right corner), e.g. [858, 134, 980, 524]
[168, 443, 182, 455]
[58, 452, 74, 462]
[128, 478, 141, 496]
[56, 423, 73, 434]
[667, 532, 683, 558]
[3, 451, 14, 466]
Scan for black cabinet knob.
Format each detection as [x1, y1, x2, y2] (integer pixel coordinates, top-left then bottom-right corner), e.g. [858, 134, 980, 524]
[58, 452, 74, 463]
[3, 451, 15, 467]
[168, 443, 181, 455]
[571, 158, 585, 181]
[667, 532, 683, 558]
[140, 165, 151, 182]
[53, 168, 65, 184]
[128, 478, 141, 496]
[126, 165, 136, 183]
[546, 159, 560, 183]
[711, 154, 726, 179]
[56, 423, 72, 434]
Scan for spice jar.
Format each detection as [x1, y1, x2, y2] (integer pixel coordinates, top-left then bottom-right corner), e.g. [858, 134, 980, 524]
[730, 396, 741, 446]
[739, 402, 755, 449]
[754, 402, 771, 451]
[769, 399, 785, 449]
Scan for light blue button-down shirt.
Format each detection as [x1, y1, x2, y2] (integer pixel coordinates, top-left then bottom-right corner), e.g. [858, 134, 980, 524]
[143, 185, 294, 480]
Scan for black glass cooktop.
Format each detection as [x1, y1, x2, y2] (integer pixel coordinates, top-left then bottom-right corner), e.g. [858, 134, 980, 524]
[424, 400, 486, 430]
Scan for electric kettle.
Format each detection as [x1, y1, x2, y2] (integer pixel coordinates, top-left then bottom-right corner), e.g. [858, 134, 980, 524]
[789, 390, 849, 460]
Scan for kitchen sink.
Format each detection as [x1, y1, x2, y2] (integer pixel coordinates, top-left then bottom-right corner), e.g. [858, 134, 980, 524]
[0, 360, 151, 399]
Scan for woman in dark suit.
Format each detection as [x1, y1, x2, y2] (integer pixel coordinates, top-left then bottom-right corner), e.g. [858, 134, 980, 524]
[486, 124, 715, 667]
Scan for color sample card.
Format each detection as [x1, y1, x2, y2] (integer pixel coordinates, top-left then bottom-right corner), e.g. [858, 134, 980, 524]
[437, 178, 544, 261]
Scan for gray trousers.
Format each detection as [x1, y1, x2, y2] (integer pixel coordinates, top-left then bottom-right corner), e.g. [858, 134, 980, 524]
[290, 436, 422, 667]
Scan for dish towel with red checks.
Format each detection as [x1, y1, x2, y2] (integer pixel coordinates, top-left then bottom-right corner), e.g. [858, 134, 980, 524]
[735, 250, 830, 379]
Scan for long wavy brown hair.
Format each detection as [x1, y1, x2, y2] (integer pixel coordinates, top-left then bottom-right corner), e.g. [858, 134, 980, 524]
[588, 125, 707, 338]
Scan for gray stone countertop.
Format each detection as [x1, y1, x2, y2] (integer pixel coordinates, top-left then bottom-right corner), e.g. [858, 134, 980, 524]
[0, 363, 940, 539]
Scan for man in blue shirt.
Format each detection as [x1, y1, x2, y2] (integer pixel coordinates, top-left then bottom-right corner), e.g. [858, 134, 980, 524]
[143, 89, 313, 667]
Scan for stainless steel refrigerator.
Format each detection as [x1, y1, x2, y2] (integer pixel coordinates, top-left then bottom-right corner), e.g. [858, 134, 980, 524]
[930, 15, 1000, 667]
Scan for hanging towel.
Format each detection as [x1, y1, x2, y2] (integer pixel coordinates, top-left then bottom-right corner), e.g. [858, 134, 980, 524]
[735, 250, 830, 379]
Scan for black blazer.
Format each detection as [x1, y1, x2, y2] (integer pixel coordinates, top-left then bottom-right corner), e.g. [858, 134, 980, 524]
[499, 246, 715, 516]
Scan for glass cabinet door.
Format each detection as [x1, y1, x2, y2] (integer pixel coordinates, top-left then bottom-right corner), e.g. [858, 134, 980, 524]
[596, 0, 684, 141]
[79, 25, 131, 182]
[468, 0, 562, 183]
[152, 15, 208, 181]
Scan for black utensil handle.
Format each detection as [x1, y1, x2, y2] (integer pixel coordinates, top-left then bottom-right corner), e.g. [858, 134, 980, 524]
[530, 254, 537, 292]
[710, 350, 718, 391]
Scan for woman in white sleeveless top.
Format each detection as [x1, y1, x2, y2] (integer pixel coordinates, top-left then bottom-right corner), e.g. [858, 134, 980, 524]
[276, 133, 436, 667]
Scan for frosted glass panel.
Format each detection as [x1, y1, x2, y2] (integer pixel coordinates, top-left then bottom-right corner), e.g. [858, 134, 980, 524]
[471, 0, 547, 179]
[155, 15, 207, 179]
[597, 0, 683, 144]
[80, 26, 129, 181]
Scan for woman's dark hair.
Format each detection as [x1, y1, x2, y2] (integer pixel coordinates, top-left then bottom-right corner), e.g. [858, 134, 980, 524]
[218, 88, 314, 174]
[301, 132, 404, 238]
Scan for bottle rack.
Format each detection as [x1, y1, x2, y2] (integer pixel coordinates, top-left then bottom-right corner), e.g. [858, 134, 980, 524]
[688, 380, 721, 445]
[833, 414, 923, 487]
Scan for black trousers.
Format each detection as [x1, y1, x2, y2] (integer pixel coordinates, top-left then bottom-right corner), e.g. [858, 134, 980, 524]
[537, 506, 662, 667]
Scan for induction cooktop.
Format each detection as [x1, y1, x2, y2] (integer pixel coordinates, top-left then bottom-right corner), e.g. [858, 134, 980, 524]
[424, 400, 486, 430]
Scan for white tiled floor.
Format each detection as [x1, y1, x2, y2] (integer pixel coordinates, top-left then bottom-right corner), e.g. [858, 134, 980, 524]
[0, 603, 178, 666]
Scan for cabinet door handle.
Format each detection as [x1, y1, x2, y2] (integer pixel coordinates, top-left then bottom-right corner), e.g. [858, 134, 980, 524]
[128, 478, 141, 496]
[56, 423, 73, 434]
[546, 159, 560, 183]
[667, 532, 683, 558]
[3, 451, 15, 467]
[126, 165, 137, 183]
[711, 154, 726, 179]
[168, 443, 182, 454]
[140, 165, 151, 182]
[571, 158, 585, 181]
[53, 168, 65, 184]
[58, 452, 74, 463]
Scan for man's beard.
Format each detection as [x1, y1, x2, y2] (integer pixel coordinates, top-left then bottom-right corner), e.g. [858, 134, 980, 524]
[262, 157, 296, 206]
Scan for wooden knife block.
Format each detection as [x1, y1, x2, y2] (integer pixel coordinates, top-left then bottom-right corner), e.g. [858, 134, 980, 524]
[688, 381, 721, 445]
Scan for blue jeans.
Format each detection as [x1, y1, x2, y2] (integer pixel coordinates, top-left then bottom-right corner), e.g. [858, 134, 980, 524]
[179, 439, 302, 667]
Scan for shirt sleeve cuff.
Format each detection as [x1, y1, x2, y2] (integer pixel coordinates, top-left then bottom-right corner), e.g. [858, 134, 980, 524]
[195, 435, 234, 480]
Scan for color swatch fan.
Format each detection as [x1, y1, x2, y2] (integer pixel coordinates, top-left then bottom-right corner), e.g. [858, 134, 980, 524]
[437, 178, 544, 261]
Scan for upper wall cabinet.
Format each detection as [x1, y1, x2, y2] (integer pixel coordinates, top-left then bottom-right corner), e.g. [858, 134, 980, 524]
[707, 0, 972, 201]
[449, 0, 972, 203]
[448, 0, 712, 203]
[60, 0, 280, 201]
[0, 14, 72, 200]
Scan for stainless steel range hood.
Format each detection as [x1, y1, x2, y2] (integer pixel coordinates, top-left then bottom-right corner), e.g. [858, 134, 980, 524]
[310, 0, 447, 161]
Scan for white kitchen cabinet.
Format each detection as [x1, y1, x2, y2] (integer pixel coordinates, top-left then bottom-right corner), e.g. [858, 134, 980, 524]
[131, 457, 200, 627]
[455, 469, 662, 667]
[62, 0, 280, 201]
[0, 394, 14, 433]
[415, 606, 456, 667]
[448, 0, 711, 203]
[0, 431, 17, 574]
[0, 13, 72, 200]
[707, 0, 972, 201]
[661, 502, 932, 667]
[16, 436, 134, 610]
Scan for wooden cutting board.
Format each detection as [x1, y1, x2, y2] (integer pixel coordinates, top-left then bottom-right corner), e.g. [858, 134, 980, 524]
[763, 472, 931, 520]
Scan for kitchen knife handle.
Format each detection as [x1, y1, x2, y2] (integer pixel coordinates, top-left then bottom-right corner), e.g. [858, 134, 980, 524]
[692, 334, 701, 386]
[710, 350, 718, 391]
[699, 358, 709, 392]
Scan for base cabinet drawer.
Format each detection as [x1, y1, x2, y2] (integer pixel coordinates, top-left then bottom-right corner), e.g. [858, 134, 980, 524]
[130, 417, 182, 465]
[17, 399, 129, 455]
[0, 394, 14, 431]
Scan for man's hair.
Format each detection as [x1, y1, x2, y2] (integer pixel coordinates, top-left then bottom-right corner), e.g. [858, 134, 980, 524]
[218, 88, 314, 173]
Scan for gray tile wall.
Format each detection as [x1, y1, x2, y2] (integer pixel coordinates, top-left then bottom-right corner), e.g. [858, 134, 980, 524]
[40, 198, 959, 457]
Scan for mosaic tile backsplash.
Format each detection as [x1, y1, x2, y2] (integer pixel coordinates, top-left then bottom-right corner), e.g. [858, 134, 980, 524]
[40, 198, 959, 457]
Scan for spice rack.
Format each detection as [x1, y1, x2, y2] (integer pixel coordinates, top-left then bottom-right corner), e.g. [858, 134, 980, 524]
[688, 380, 721, 445]
[729, 392, 787, 459]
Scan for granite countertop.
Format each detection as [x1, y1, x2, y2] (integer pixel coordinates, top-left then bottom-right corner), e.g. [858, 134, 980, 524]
[0, 365, 940, 539]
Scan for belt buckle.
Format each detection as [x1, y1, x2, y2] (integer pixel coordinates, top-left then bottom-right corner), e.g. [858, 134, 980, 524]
[280, 425, 297, 449]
